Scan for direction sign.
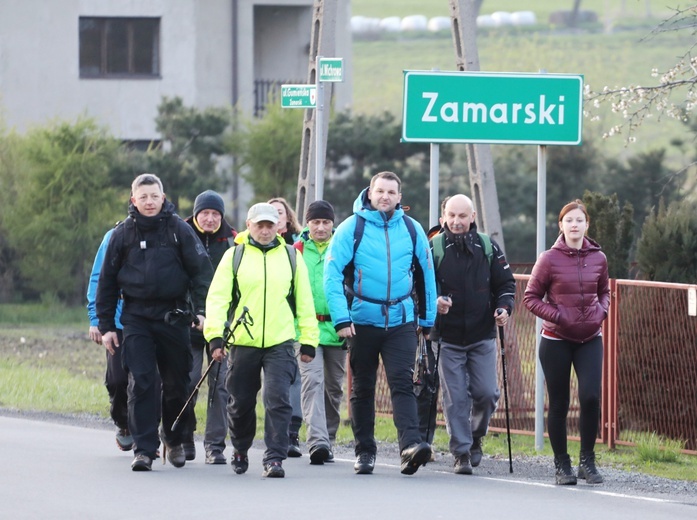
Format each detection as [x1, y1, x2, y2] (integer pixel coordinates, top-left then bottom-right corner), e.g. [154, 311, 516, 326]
[319, 58, 344, 82]
[281, 84, 317, 108]
[402, 71, 584, 145]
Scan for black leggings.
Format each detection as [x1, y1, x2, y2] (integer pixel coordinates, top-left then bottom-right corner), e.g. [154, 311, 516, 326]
[539, 335, 603, 456]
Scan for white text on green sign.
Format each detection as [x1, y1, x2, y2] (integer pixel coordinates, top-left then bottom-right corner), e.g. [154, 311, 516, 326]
[402, 71, 583, 145]
[281, 84, 316, 108]
[319, 58, 344, 82]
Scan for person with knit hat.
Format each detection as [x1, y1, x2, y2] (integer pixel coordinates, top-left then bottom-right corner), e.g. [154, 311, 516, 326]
[294, 200, 345, 465]
[182, 189, 237, 465]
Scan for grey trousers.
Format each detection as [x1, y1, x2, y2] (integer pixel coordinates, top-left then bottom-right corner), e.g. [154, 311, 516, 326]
[226, 341, 297, 463]
[299, 345, 347, 448]
[437, 338, 500, 457]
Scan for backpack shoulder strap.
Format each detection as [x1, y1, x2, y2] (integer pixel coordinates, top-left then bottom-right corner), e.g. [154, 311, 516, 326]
[227, 236, 236, 248]
[477, 232, 493, 267]
[431, 233, 446, 273]
[403, 215, 418, 252]
[227, 244, 245, 321]
[284, 244, 297, 316]
[353, 216, 365, 255]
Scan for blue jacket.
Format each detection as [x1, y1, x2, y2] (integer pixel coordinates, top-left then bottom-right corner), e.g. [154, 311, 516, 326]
[87, 228, 122, 329]
[324, 188, 436, 330]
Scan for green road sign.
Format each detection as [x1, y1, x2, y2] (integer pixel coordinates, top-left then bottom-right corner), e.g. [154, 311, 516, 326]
[402, 71, 584, 145]
[281, 84, 316, 108]
[319, 58, 344, 82]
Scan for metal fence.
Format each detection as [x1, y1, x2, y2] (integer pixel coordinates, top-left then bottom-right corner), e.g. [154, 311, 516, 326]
[367, 276, 697, 454]
[253, 79, 303, 116]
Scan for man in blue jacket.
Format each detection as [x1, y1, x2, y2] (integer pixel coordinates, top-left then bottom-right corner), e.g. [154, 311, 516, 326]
[324, 171, 437, 475]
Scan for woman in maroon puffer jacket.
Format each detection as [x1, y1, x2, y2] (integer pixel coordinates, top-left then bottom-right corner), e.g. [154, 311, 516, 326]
[524, 199, 610, 487]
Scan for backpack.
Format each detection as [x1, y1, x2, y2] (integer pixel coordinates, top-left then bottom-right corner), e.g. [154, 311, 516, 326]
[118, 214, 181, 260]
[228, 242, 297, 321]
[343, 214, 427, 322]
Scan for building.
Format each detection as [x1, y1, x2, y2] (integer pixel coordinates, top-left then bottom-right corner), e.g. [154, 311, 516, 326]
[0, 0, 352, 141]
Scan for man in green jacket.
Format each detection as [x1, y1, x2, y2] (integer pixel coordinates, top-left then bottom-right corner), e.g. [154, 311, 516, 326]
[294, 201, 346, 465]
[204, 202, 319, 478]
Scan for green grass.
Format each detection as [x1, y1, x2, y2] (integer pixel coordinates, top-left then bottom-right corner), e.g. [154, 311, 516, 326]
[0, 302, 86, 325]
[351, 0, 678, 22]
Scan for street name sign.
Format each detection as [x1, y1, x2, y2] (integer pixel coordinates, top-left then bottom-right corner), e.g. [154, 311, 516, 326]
[281, 84, 317, 108]
[402, 71, 584, 145]
[319, 58, 344, 82]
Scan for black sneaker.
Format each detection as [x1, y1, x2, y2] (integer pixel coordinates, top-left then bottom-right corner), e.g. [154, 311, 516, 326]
[578, 451, 603, 484]
[287, 433, 302, 457]
[262, 461, 285, 478]
[182, 442, 196, 461]
[131, 453, 153, 471]
[354, 452, 375, 474]
[400, 442, 431, 475]
[232, 451, 249, 474]
[454, 453, 473, 475]
[116, 428, 134, 451]
[554, 454, 578, 485]
[470, 437, 483, 467]
[205, 450, 226, 465]
[309, 445, 330, 465]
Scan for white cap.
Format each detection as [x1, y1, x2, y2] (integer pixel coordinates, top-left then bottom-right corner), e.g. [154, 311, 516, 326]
[247, 203, 279, 224]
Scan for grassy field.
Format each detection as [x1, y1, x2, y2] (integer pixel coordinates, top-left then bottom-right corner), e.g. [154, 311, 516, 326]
[348, 0, 692, 175]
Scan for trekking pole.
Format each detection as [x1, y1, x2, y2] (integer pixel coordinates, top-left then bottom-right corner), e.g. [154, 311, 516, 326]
[207, 306, 254, 407]
[425, 334, 441, 447]
[172, 307, 254, 430]
[497, 308, 513, 474]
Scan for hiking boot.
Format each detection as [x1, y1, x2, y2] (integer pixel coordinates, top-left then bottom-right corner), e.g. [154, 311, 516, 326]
[115, 428, 134, 451]
[554, 454, 578, 485]
[325, 447, 335, 463]
[182, 442, 196, 461]
[231, 451, 249, 474]
[454, 453, 473, 475]
[287, 433, 302, 457]
[131, 453, 153, 471]
[578, 451, 604, 484]
[354, 452, 375, 474]
[162, 441, 186, 468]
[262, 461, 285, 478]
[400, 442, 431, 475]
[470, 437, 483, 467]
[205, 450, 226, 465]
[309, 444, 330, 465]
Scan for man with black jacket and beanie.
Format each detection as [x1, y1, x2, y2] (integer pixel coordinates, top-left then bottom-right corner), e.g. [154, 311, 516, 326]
[97, 173, 213, 471]
[181, 190, 237, 464]
[428, 194, 515, 475]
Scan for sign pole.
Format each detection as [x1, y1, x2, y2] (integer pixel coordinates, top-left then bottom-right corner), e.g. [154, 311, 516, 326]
[429, 143, 440, 228]
[315, 55, 325, 201]
[534, 143, 547, 452]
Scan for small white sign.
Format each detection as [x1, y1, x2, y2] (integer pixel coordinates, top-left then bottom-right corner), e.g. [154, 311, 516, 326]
[688, 287, 697, 317]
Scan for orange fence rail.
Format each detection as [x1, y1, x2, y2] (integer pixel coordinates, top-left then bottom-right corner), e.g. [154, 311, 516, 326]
[364, 276, 697, 454]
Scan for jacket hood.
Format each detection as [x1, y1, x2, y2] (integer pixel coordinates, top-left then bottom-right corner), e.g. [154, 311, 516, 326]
[551, 234, 602, 256]
[352, 187, 405, 225]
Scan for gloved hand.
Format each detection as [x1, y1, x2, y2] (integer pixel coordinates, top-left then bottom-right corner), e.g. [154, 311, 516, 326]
[299, 344, 316, 359]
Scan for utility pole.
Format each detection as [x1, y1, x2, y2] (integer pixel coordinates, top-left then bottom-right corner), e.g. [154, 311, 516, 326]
[295, 0, 338, 223]
[449, 0, 505, 251]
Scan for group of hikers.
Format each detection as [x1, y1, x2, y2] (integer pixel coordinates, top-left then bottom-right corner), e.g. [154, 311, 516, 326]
[87, 171, 609, 486]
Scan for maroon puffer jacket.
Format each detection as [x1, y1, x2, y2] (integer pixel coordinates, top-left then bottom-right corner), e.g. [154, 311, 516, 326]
[523, 235, 610, 343]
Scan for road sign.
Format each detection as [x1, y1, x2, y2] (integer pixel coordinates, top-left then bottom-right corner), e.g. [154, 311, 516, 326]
[319, 58, 344, 82]
[402, 71, 584, 145]
[281, 84, 316, 108]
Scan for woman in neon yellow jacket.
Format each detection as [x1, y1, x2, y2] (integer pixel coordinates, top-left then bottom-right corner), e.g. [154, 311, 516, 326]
[203, 203, 318, 478]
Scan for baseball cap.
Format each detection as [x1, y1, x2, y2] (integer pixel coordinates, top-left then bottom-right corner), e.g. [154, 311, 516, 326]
[247, 203, 279, 224]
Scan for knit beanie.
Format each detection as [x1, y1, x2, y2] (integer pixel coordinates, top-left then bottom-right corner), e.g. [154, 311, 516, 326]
[193, 190, 225, 218]
[305, 200, 335, 222]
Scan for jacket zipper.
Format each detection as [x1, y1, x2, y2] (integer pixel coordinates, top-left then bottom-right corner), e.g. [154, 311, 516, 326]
[384, 221, 391, 330]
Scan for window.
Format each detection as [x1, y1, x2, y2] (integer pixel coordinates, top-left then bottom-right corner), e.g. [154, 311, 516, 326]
[79, 17, 160, 78]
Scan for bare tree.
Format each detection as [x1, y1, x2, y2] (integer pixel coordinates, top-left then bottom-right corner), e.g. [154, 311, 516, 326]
[586, 5, 697, 143]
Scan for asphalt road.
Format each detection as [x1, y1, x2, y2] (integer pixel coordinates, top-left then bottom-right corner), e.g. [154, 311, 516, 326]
[1, 416, 695, 520]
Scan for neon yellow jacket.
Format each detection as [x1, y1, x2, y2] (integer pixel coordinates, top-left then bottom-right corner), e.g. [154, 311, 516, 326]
[204, 236, 319, 348]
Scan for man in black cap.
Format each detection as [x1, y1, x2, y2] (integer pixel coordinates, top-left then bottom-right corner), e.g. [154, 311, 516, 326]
[294, 201, 346, 465]
[182, 190, 237, 464]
